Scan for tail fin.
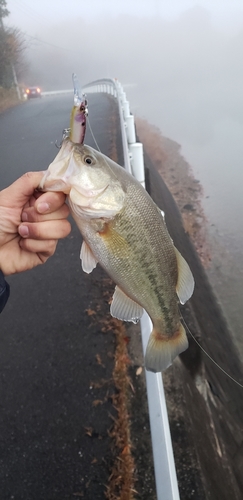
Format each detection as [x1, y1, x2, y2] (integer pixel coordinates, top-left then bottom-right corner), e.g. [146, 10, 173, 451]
[145, 323, 188, 373]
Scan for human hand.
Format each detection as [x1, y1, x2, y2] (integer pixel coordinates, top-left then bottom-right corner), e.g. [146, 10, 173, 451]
[0, 172, 71, 275]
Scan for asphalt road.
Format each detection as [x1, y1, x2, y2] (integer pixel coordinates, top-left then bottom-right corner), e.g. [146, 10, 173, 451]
[0, 95, 148, 500]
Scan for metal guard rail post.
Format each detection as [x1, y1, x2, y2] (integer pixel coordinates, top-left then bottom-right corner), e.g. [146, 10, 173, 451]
[83, 78, 180, 500]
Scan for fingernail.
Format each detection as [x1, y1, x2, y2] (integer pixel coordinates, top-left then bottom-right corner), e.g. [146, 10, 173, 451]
[22, 211, 28, 222]
[19, 225, 29, 237]
[37, 202, 50, 213]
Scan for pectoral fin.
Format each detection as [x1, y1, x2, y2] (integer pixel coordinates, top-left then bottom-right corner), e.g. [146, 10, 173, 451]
[80, 240, 98, 273]
[174, 247, 194, 304]
[110, 286, 144, 324]
[99, 223, 130, 256]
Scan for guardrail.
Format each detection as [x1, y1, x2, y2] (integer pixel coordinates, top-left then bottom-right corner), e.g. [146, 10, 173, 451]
[83, 79, 145, 185]
[83, 78, 180, 500]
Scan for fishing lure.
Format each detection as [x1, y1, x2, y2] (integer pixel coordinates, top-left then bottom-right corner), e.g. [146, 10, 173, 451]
[69, 73, 88, 144]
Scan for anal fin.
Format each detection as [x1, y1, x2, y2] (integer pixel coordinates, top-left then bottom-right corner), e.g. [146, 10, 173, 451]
[174, 247, 194, 304]
[110, 286, 144, 324]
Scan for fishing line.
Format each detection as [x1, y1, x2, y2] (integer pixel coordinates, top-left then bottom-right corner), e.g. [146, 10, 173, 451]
[75, 79, 128, 184]
[87, 115, 102, 153]
[86, 114, 125, 184]
[181, 317, 243, 388]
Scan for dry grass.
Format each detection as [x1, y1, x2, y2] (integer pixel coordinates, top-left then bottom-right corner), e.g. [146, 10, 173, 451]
[136, 117, 211, 267]
[0, 87, 21, 113]
[105, 319, 136, 500]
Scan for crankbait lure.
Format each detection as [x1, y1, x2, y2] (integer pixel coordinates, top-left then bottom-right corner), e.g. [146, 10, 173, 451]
[70, 73, 88, 144]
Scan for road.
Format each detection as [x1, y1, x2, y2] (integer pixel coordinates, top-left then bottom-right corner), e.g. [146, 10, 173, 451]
[0, 95, 155, 500]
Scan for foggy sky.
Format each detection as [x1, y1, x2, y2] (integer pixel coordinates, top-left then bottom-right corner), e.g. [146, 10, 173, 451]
[5, 1, 243, 236]
[7, 0, 243, 30]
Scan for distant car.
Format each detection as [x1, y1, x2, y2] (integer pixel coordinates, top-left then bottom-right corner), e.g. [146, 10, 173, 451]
[25, 86, 42, 98]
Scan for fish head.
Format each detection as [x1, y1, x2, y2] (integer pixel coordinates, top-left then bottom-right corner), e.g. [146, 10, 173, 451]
[40, 139, 126, 219]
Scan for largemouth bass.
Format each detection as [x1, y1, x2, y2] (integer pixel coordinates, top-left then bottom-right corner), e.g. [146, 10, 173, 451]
[40, 139, 194, 372]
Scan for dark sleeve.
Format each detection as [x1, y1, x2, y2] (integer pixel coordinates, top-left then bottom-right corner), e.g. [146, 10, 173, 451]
[0, 270, 10, 313]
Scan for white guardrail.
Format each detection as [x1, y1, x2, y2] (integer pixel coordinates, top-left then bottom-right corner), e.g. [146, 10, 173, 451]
[82, 78, 180, 500]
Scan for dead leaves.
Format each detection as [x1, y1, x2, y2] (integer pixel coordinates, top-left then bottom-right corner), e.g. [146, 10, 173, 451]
[96, 353, 105, 368]
[84, 426, 93, 437]
[92, 399, 104, 407]
[84, 426, 103, 441]
[85, 308, 96, 316]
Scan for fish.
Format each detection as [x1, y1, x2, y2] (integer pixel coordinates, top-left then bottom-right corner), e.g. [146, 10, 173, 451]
[39, 139, 194, 372]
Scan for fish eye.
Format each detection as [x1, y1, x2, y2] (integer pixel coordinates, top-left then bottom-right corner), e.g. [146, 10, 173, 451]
[84, 156, 93, 165]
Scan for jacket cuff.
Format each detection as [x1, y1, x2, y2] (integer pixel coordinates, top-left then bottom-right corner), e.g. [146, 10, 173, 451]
[0, 270, 10, 313]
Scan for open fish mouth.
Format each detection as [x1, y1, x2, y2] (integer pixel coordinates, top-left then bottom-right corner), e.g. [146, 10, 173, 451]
[70, 184, 108, 199]
[40, 171, 109, 200]
[39, 173, 71, 194]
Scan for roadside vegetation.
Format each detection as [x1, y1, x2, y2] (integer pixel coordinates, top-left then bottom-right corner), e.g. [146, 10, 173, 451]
[0, 0, 26, 112]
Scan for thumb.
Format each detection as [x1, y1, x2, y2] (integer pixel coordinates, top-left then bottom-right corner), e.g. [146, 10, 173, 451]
[0, 172, 45, 208]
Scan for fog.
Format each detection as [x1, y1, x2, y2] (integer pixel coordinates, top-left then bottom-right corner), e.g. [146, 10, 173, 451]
[17, 6, 243, 232]
[6, 2, 243, 347]
[6, 3, 243, 229]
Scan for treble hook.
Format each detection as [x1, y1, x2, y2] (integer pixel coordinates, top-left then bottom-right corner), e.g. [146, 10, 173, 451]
[55, 128, 71, 149]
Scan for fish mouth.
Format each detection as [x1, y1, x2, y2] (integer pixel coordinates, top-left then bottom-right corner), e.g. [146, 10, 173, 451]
[46, 181, 70, 193]
[39, 171, 108, 198]
[70, 184, 108, 198]
[39, 172, 71, 194]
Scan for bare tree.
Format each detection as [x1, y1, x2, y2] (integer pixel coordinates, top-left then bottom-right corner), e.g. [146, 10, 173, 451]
[0, 27, 26, 87]
[0, 0, 9, 24]
[0, 1, 27, 93]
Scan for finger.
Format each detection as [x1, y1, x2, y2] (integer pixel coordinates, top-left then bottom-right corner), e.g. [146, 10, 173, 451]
[19, 238, 58, 258]
[24, 190, 44, 208]
[35, 191, 67, 214]
[22, 203, 70, 223]
[23, 193, 40, 210]
[0, 172, 45, 208]
[18, 219, 71, 240]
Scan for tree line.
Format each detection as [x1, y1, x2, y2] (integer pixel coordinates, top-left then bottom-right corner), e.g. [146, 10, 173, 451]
[0, 0, 25, 90]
